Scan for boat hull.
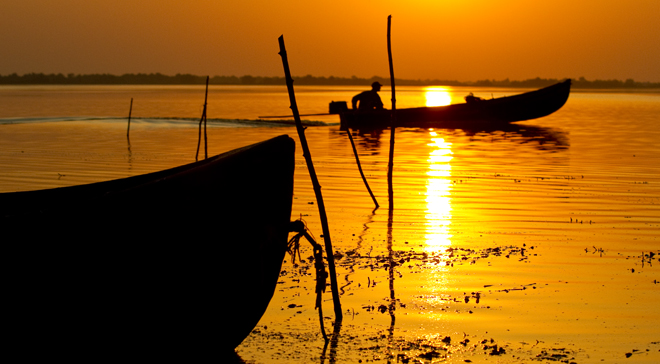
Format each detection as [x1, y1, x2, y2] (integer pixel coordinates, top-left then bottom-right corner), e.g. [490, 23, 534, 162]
[1, 135, 296, 359]
[340, 79, 571, 129]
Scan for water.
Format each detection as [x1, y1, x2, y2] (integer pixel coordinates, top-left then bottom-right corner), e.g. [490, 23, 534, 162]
[1, 85, 659, 363]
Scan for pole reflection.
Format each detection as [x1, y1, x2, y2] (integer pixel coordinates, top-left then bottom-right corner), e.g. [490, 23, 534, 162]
[425, 130, 453, 253]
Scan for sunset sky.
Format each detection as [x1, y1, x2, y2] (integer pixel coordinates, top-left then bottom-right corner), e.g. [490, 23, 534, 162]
[1, 0, 659, 82]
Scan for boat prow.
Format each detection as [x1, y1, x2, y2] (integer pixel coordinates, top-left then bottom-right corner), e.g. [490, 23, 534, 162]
[2, 135, 296, 359]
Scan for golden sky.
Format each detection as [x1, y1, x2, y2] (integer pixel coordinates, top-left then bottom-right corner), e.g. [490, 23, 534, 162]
[1, 0, 659, 82]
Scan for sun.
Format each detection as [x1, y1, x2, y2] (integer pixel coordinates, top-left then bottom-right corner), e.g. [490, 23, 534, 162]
[424, 87, 452, 107]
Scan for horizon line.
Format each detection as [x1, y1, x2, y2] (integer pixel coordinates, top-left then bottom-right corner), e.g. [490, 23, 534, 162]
[1, 73, 659, 88]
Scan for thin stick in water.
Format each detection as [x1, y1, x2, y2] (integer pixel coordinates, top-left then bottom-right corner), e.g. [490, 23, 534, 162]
[386, 14, 398, 340]
[387, 15, 397, 210]
[278, 35, 343, 321]
[346, 127, 379, 208]
[204, 76, 209, 159]
[196, 76, 210, 160]
[126, 98, 133, 138]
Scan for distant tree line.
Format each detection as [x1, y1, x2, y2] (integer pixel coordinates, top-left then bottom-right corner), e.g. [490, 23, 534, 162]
[1, 73, 658, 89]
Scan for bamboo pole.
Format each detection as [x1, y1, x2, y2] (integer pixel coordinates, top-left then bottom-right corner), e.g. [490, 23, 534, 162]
[204, 109, 208, 159]
[346, 127, 379, 208]
[196, 76, 209, 160]
[126, 98, 133, 138]
[386, 16, 398, 339]
[387, 15, 397, 210]
[204, 76, 209, 159]
[278, 35, 343, 320]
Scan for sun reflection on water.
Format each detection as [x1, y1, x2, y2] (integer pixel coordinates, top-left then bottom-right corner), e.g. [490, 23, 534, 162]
[425, 131, 453, 253]
[424, 87, 452, 107]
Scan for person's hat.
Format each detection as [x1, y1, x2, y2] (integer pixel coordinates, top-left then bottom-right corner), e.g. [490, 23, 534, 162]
[372, 81, 382, 88]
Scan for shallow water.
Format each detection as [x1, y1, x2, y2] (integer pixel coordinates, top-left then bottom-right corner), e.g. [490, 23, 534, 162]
[1, 85, 659, 363]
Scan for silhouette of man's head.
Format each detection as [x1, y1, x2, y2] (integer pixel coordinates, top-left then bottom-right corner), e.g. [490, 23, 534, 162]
[371, 81, 382, 91]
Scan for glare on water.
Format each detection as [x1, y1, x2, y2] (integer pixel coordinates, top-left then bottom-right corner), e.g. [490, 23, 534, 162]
[1, 85, 659, 363]
[425, 132, 453, 253]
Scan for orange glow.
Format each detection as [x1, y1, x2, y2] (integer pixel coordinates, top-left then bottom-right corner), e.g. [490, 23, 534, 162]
[424, 87, 452, 107]
[1, 1, 658, 82]
[425, 131, 453, 252]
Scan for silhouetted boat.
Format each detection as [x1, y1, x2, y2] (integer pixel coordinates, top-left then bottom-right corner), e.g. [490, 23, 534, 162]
[2, 135, 295, 359]
[337, 79, 571, 129]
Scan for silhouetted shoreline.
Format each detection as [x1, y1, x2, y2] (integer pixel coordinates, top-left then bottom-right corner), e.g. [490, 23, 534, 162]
[1, 73, 659, 89]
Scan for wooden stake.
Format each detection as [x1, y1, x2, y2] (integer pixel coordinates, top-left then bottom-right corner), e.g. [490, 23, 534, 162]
[196, 76, 209, 160]
[278, 35, 343, 320]
[386, 14, 398, 338]
[387, 15, 397, 210]
[346, 127, 379, 208]
[126, 98, 133, 138]
[204, 76, 209, 159]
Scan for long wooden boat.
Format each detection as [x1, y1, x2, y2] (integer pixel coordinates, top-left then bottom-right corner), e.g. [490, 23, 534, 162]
[338, 79, 571, 129]
[1, 135, 295, 359]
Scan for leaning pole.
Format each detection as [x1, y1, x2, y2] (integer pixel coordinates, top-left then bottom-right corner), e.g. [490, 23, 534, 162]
[278, 35, 343, 321]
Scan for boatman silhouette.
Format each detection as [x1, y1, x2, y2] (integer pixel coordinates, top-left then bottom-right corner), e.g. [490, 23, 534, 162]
[352, 81, 384, 110]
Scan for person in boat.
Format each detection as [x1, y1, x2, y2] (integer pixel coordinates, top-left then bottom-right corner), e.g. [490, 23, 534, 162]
[352, 82, 384, 110]
[465, 92, 484, 103]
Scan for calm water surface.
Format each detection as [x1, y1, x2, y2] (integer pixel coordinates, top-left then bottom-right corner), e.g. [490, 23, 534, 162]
[1, 85, 659, 363]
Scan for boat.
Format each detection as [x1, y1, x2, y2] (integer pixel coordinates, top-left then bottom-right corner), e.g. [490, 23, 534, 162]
[1, 135, 296, 359]
[336, 79, 571, 129]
